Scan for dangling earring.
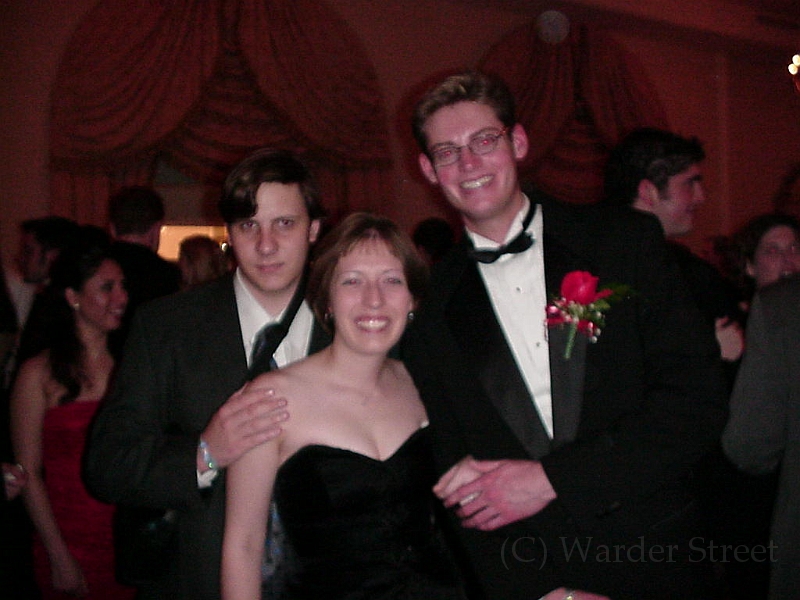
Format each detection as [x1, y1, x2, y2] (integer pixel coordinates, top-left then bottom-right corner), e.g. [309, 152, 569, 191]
[324, 309, 333, 325]
[407, 311, 415, 322]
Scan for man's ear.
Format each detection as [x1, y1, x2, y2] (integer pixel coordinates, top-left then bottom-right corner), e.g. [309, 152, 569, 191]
[147, 221, 163, 251]
[224, 225, 234, 249]
[635, 179, 660, 209]
[418, 153, 439, 185]
[510, 123, 529, 161]
[308, 219, 321, 244]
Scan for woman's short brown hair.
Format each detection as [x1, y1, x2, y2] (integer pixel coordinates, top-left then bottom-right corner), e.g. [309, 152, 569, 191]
[307, 213, 429, 332]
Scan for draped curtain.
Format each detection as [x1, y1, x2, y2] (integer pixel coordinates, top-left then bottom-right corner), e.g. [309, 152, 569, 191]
[49, 0, 391, 225]
[479, 22, 669, 203]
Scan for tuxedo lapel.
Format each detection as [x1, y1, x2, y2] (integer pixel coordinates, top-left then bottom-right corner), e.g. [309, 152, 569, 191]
[445, 250, 551, 459]
[541, 205, 601, 446]
[193, 277, 251, 390]
[438, 201, 602, 457]
[547, 325, 587, 447]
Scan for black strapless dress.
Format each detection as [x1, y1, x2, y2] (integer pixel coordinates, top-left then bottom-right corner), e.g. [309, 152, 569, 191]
[273, 427, 465, 600]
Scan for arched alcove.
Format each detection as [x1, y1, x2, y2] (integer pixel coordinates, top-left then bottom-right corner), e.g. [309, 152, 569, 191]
[49, 0, 392, 226]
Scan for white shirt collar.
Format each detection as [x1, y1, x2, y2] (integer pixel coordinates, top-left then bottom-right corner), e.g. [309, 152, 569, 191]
[233, 268, 314, 367]
[233, 268, 279, 352]
[466, 195, 535, 251]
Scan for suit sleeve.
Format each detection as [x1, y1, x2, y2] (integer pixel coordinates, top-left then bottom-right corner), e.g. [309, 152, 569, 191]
[722, 292, 787, 474]
[84, 306, 203, 510]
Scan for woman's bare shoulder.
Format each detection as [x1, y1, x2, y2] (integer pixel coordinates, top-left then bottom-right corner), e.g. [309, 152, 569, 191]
[12, 352, 56, 396]
[11, 351, 66, 411]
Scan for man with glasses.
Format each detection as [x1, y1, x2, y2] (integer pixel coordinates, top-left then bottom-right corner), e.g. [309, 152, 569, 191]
[402, 71, 727, 599]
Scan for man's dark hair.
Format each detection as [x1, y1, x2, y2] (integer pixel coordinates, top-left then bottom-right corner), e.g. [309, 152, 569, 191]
[20, 216, 80, 253]
[412, 71, 516, 157]
[108, 186, 166, 235]
[412, 217, 455, 263]
[603, 128, 705, 206]
[218, 148, 326, 224]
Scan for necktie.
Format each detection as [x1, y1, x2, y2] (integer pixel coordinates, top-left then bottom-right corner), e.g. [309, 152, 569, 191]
[248, 277, 306, 379]
[468, 204, 535, 264]
[249, 323, 281, 373]
[248, 280, 307, 594]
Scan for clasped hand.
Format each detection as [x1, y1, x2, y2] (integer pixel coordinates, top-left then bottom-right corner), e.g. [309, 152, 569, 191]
[433, 456, 557, 530]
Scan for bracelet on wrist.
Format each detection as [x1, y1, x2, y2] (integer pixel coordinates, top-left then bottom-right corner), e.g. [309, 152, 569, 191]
[198, 439, 218, 471]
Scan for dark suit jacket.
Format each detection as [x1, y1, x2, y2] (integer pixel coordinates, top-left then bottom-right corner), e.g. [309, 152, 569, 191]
[109, 240, 182, 354]
[402, 196, 728, 599]
[84, 273, 329, 600]
[723, 274, 800, 599]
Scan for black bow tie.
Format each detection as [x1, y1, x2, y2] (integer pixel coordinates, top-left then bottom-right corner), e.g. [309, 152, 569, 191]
[468, 205, 535, 264]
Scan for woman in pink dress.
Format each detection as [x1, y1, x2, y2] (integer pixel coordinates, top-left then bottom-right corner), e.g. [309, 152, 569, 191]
[10, 230, 134, 599]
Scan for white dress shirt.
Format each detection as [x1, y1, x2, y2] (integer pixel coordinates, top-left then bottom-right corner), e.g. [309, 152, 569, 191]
[234, 268, 315, 367]
[465, 198, 554, 437]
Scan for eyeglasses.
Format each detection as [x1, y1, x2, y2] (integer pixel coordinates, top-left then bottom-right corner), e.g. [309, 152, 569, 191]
[429, 127, 510, 167]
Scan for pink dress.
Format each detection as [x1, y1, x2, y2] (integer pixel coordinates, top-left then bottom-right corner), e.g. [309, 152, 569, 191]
[33, 399, 135, 599]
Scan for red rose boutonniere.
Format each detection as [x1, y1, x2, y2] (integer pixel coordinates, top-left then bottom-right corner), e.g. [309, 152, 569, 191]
[546, 271, 629, 359]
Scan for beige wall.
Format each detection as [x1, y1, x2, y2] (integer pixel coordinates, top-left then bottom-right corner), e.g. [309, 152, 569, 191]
[2, 0, 799, 268]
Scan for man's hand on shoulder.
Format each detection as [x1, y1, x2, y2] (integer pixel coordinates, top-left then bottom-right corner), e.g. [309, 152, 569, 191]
[434, 457, 557, 530]
[199, 380, 288, 470]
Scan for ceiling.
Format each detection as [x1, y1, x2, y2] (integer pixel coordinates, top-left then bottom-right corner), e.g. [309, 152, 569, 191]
[463, 0, 800, 49]
[741, 0, 798, 19]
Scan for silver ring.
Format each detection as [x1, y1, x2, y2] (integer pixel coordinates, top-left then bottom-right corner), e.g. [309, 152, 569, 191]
[459, 491, 480, 506]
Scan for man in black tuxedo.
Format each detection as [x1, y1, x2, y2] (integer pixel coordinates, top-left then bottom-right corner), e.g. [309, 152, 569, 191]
[604, 127, 772, 598]
[402, 71, 728, 599]
[85, 149, 329, 600]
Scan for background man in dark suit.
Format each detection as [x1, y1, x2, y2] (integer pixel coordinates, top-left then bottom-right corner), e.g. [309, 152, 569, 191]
[402, 71, 727, 599]
[85, 149, 329, 600]
[602, 127, 745, 373]
[602, 127, 769, 599]
[107, 186, 182, 352]
[722, 274, 800, 600]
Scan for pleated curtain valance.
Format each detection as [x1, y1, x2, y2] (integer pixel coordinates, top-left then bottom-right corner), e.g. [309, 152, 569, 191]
[478, 22, 669, 204]
[49, 0, 391, 224]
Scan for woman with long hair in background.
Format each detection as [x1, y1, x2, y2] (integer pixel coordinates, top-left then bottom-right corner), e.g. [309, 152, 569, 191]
[10, 229, 133, 599]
